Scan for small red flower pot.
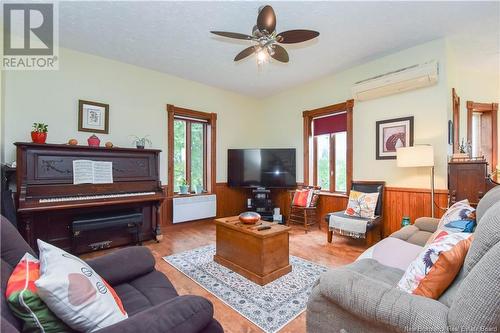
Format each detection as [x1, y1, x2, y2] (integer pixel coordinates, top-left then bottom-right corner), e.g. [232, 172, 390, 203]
[31, 131, 47, 144]
[87, 134, 101, 147]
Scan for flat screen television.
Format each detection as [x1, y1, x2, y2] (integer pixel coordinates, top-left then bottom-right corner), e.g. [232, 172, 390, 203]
[228, 149, 296, 188]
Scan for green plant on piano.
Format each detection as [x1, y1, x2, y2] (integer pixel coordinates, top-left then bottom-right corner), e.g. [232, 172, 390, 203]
[131, 135, 152, 149]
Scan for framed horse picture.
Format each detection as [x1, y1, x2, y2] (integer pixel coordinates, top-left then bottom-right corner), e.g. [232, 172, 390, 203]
[376, 116, 414, 160]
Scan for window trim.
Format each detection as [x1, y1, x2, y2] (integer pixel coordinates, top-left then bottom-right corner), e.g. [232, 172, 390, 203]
[303, 100, 353, 194]
[167, 104, 217, 197]
[466, 101, 498, 172]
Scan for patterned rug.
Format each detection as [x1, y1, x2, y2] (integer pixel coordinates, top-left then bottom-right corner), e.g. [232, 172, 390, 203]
[163, 245, 327, 333]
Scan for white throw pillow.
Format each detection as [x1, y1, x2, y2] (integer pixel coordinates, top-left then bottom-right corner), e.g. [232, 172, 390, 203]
[437, 199, 475, 231]
[426, 200, 476, 245]
[35, 240, 128, 332]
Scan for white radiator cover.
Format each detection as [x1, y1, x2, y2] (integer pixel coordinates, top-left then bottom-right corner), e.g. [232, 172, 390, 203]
[173, 194, 217, 223]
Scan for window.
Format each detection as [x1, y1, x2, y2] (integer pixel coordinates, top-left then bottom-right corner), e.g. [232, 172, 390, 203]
[303, 100, 353, 193]
[167, 105, 216, 196]
[173, 118, 207, 192]
[313, 131, 347, 192]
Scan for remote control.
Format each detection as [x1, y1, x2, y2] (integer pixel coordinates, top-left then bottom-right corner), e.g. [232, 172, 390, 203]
[257, 226, 271, 231]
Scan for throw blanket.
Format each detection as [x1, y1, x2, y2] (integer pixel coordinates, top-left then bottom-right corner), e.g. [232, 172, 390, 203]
[328, 212, 374, 239]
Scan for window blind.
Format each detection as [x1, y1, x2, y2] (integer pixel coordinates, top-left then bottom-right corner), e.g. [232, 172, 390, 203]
[313, 112, 347, 136]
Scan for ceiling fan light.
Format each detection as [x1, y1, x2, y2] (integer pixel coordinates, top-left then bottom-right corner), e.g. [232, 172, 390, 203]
[256, 48, 268, 64]
[267, 45, 275, 56]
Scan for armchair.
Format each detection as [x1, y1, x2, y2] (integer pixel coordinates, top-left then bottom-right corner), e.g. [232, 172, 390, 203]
[1, 216, 223, 333]
[287, 186, 321, 232]
[325, 181, 385, 246]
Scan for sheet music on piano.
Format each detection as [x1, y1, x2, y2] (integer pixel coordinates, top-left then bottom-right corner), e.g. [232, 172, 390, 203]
[73, 160, 113, 184]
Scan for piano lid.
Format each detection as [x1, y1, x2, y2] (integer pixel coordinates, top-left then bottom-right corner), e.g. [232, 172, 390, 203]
[15, 142, 163, 199]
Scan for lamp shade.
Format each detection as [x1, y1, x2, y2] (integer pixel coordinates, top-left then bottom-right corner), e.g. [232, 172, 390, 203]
[396, 145, 434, 167]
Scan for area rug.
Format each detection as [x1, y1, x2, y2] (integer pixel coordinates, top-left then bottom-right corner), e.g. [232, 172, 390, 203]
[163, 245, 328, 333]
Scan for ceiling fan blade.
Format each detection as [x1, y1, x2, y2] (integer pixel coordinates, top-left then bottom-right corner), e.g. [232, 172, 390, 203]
[277, 30, 320, 44]
[210, 31, 253, 40]
[256, 5, 276, 33]
[234, 46, 257, 61]
[271, 45, 289, 63]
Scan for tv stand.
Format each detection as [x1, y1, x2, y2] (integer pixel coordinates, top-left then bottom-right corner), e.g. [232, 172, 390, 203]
[248, 188, 274, 222]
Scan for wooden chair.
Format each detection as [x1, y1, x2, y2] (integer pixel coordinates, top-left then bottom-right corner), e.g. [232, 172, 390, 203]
[325, 181, 385, 246]
[287, 186, 321, 232]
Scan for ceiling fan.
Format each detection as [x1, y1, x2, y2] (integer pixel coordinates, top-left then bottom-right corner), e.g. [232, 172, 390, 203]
[210, 5, 319, 64]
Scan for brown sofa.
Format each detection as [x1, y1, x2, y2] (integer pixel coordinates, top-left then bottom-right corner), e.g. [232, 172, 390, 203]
[1, 216, 223, 333]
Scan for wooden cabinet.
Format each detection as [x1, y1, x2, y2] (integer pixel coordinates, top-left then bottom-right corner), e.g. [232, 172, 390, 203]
[448, 160, 490, 206]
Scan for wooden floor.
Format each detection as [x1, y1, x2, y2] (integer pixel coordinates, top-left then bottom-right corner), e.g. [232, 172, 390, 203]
[84, 221, 369, 333]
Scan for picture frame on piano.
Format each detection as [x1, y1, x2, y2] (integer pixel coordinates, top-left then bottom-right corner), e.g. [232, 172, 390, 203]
[78, 100, 109, 134]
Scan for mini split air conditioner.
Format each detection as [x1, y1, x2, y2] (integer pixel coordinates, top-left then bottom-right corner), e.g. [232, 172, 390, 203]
[351, 60, 439, 101]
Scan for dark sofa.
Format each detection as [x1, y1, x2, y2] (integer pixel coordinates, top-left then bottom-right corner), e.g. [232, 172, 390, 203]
[1, 216, 223, 333]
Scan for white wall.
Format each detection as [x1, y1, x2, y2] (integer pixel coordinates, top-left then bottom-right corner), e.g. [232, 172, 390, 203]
[2, 48, 260, 183]
[259, 39, 450, 189]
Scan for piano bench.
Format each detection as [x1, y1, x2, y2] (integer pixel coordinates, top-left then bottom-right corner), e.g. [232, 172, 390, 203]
[72, 212, 143, 253]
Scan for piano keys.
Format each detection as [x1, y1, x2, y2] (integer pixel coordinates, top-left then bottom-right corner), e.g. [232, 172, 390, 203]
[15, 142, 165, 254]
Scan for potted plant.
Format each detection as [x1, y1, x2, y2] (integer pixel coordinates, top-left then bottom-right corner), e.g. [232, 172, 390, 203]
[178, 178, 189, 195]
[194, 182, 204, 194]
[131, 135, 152, 149]
[31, 123, 48, 144]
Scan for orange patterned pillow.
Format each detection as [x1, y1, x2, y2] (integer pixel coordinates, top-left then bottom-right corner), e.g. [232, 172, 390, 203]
[398, 232, 473, 299]
[292, 190, 309, 207]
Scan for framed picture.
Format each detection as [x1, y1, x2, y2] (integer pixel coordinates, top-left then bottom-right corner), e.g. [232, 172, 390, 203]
[78, 100, 109, 134]
[376, 116, 414, 160]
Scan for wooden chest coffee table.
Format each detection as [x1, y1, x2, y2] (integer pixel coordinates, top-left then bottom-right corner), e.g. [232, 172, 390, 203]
[214, 216, 292, 285]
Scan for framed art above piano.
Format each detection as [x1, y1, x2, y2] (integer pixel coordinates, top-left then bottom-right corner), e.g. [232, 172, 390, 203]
[14, 142, 165, 254]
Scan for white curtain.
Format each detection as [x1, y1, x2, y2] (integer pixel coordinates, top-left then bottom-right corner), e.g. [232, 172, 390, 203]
[471, 112, 482, 158]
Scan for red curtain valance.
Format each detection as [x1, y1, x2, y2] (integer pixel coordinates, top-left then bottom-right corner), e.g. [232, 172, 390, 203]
[313, 112, 347, 136]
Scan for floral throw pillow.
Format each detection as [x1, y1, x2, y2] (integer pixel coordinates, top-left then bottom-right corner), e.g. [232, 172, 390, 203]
[344, 190, 379, 218]
[397, 231, 473, 299]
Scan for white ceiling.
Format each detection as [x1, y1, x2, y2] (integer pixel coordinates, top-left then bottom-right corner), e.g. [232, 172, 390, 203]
[58, 1, 500, 98]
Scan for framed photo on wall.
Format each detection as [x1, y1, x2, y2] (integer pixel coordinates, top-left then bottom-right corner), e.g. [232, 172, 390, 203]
[376, 116, 414, 160]
[78, 100, 109, 134]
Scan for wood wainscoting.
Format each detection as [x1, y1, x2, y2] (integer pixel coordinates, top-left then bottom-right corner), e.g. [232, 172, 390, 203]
[271, 190, 348, 232]
[272, 186, 449, 237]
[383, 187, 448, 236]
[160, 184, 448, 238]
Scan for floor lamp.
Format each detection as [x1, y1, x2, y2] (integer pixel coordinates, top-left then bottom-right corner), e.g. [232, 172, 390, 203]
[396, 145, 436, 217]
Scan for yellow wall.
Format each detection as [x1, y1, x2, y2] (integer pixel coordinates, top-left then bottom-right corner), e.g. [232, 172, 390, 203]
[0, 25, 4, 164]
[2, 38, 498, 188]
[259, 39, 450, 189]
[2, 48, 260, 183]
[446, 37, 500, 167]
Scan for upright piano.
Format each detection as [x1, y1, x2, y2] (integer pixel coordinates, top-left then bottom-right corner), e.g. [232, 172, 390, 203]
[15, 142, 165, 254]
